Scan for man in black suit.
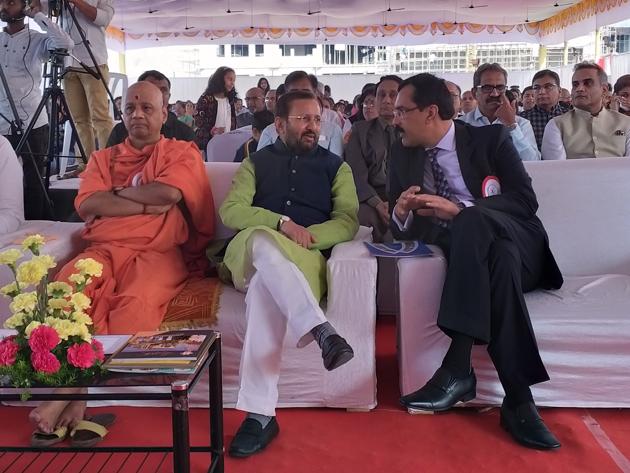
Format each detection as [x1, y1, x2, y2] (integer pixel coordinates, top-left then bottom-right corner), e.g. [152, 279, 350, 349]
[390, 73, 563, 450]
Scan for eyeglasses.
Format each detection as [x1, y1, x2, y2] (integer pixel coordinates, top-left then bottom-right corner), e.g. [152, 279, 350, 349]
[532, 83, 558, 92]
[363, 103, 375, 108]
[245, 96, 263, 101]
[476, 84, 507, 94]
[287, 115, 322, 125]
[393, 106, 420, 119]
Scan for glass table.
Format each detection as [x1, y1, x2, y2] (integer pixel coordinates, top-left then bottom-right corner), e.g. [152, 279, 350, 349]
[0, 332, 224, 473]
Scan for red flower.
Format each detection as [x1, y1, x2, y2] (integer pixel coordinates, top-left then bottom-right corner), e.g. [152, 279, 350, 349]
[67, 342, 96, 369]
[28, 325, 60, 353]
[91, 339, 105, 363]
[31, 351, 61, 374]
[0, 336, 19, 366]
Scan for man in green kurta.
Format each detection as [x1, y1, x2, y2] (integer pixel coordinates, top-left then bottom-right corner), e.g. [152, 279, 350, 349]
[219, 90, 359, 458]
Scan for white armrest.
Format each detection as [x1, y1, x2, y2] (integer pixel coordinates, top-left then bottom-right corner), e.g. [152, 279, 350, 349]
[397, 245, 449, 395]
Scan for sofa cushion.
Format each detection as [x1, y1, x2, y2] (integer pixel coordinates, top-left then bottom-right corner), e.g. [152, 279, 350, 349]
[160, 277, 223, 330]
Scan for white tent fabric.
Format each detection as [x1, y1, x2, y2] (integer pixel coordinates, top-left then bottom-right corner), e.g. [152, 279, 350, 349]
[106, 0, 630, 50]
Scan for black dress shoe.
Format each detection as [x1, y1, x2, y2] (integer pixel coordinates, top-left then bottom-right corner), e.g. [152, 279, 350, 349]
[228, 417, 280, 458]
[321, 334, 354, 371]
[500, 401, 561, 450]
[399, 367, 476, 412]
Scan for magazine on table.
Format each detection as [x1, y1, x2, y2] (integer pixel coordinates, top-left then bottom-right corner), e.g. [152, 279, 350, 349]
[364, 240, 433, 258]
[104, 330, 214, 371]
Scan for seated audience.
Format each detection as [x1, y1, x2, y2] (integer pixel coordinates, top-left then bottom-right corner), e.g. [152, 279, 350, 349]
[0, 136, 24, 234]
[345, 75, 402, 242]
[237, 87, 266, 128]
[520, 86, 535, 112]
[445, 81, 462, 118]
[107, 70, 196, 147]
[174, 100, 194, 128]
[559, 87, 572, 109]
[234, 110, 274, 162]
[460, 90, 477, 114]
[194, 66, 237, 150]
[358, 86, 379, 122]
[220, 90, 358, 457]
[461, 63, 540, 161]
[612, 74, 630, 117]
[391, 73, 563, 451]
[264, 89, 277, 114]
[29, 81, 214, 438]
[542, 62, 630, 160]
[520, 70, 569, 150]
[256, 71, 344, 158]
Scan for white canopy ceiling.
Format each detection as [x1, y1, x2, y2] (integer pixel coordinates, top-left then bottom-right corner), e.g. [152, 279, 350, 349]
[106, 0, 630, 49]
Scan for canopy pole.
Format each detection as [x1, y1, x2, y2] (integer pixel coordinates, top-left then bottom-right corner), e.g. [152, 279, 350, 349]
[538, 45, 547, 69]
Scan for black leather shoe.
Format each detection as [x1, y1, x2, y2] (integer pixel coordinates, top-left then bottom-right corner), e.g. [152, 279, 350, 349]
[500, 401, 561, 450]
[399, 367, 476, 412]
[321, 334, 354, 371]
[228, 417, 280, 458]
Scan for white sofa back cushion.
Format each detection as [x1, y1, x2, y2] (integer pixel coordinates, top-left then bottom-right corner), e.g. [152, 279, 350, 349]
[205, 162, 240, 240]
[524, 158, 630, 277]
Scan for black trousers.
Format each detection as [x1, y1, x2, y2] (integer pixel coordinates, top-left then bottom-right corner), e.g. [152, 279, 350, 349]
[431, 205, 550, 389]
[5, 124, 50, 220]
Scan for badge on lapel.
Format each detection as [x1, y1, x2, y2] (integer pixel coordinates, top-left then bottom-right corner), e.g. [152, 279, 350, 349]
[482, 176, 501, 197]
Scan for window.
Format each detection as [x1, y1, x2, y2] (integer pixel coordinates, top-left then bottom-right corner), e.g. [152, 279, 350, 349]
[280, 44, 316, 56]
[255, 45, 264, 56]
[217, 45, 225, 57]
[231, 45, 249, 57]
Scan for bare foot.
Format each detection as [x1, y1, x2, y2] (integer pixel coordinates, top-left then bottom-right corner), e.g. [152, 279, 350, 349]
[55, 398, 87, 430]
[29, 400, 70, 434]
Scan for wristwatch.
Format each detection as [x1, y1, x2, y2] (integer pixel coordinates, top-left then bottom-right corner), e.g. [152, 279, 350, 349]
[277, 215, 291, 231]
[505, 122, 518, 131]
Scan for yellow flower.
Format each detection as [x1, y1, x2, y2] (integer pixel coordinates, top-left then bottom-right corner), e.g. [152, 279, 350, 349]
[72, 311, 93, 326]
[33, 255, 56, 270]
[48, 298, 70, 311]
[76, 323, 92, 343]
[0, 248, 22, 266]
[68, 273, 85, 285]
[9, 291, 38, 313]
[24, 320, 42, 337]
[70, 292, 91, 311]
[47, 282, 72, 297]
[21, 234, 45, 253]
[74, 258, 103, 278]
[4, 312, 27, 329]
[16, 255, 56, 287]
[0, 282, 19, 298]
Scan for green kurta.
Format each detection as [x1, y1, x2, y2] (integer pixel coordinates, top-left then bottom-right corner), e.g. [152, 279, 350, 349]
[219, 157, 359, 301]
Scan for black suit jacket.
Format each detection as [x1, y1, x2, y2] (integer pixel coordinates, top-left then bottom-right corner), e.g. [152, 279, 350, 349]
[389, 120, 562, 289]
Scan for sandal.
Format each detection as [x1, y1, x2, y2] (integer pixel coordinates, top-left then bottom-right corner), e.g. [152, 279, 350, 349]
[69, 413, 116, 447]
[31, 425, 68, 448]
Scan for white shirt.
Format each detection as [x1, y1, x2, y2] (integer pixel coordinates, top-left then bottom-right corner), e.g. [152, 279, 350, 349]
[541, 115, 630, 160]
[257, 117, 344, 158]
[393, 122, 474, 231]
[47, 0, 114, 67]
[214, 96, 232, 131]
[0, 136, 24, 234]
[460, 107, 541, 161]
[0, 13, 74, 135]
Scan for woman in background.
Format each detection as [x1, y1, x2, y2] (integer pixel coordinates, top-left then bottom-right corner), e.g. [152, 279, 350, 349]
[194, 66, 237, 150]
[257, 77, 270, 96]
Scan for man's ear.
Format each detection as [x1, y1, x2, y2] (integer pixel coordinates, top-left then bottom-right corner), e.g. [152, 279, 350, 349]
[274, 116, 285, 137]
[426, 104, 439, 122]
[162, 106, 168, 124]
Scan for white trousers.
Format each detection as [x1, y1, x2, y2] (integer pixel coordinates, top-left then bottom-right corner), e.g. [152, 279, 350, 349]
[236, 232, 327, 417]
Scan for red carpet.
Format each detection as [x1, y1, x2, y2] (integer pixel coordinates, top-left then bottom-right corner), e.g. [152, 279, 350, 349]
[1, 316, 629, 472]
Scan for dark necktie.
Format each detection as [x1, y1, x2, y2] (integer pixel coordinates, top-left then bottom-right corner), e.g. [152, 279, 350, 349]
[426, 147, 452, 228]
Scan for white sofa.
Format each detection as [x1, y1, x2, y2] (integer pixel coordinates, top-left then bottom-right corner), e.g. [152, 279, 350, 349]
[2, 163, 379, 411]
[397, 157, 630, 408]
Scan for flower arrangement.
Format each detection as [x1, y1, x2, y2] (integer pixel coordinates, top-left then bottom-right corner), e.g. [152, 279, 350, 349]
[0, 235, 104, 399]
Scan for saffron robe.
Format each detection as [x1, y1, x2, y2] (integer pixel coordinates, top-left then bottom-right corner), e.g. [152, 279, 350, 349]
[56, 137, 214, 334]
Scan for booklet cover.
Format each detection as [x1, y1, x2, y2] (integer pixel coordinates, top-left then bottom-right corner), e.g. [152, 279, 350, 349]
[106, 330, 213, 363]
[364, 241, 433, 258]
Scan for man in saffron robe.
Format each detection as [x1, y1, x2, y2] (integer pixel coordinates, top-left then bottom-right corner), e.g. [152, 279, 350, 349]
[29, 81, 214, 435]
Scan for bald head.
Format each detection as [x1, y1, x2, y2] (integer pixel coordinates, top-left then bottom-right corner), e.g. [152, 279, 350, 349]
[245, 87, 266, 113]
[123, 81, 167, 148]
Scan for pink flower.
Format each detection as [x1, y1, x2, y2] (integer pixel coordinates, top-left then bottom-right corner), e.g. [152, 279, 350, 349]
[67, 342, 96, 369]
[91, 339, 105, 363]
[28, 325, 60, 353]
[31, 351, 61, 374]
[0, 336, 19, 366]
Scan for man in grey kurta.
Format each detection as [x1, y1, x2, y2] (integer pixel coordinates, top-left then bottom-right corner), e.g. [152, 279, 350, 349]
[219, 90, 359, 458]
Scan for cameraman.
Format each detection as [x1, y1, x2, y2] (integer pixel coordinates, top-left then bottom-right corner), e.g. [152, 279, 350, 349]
[0, 0, 73, 219]
[32, 0, 114, 174]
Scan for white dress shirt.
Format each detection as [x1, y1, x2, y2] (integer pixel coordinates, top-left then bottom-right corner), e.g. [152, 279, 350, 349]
[0, 136, 24, 234]
[256, 116, 344, 158]
[49, 0, 114, 67]
[0, 13, 73, 135]
[393, 121, 474, 231]
[460, 107, 541, 161]
[541, 115, 630, 160]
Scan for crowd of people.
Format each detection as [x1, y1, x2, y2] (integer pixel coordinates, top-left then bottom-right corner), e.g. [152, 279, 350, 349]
[1, 0, 629, 462]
